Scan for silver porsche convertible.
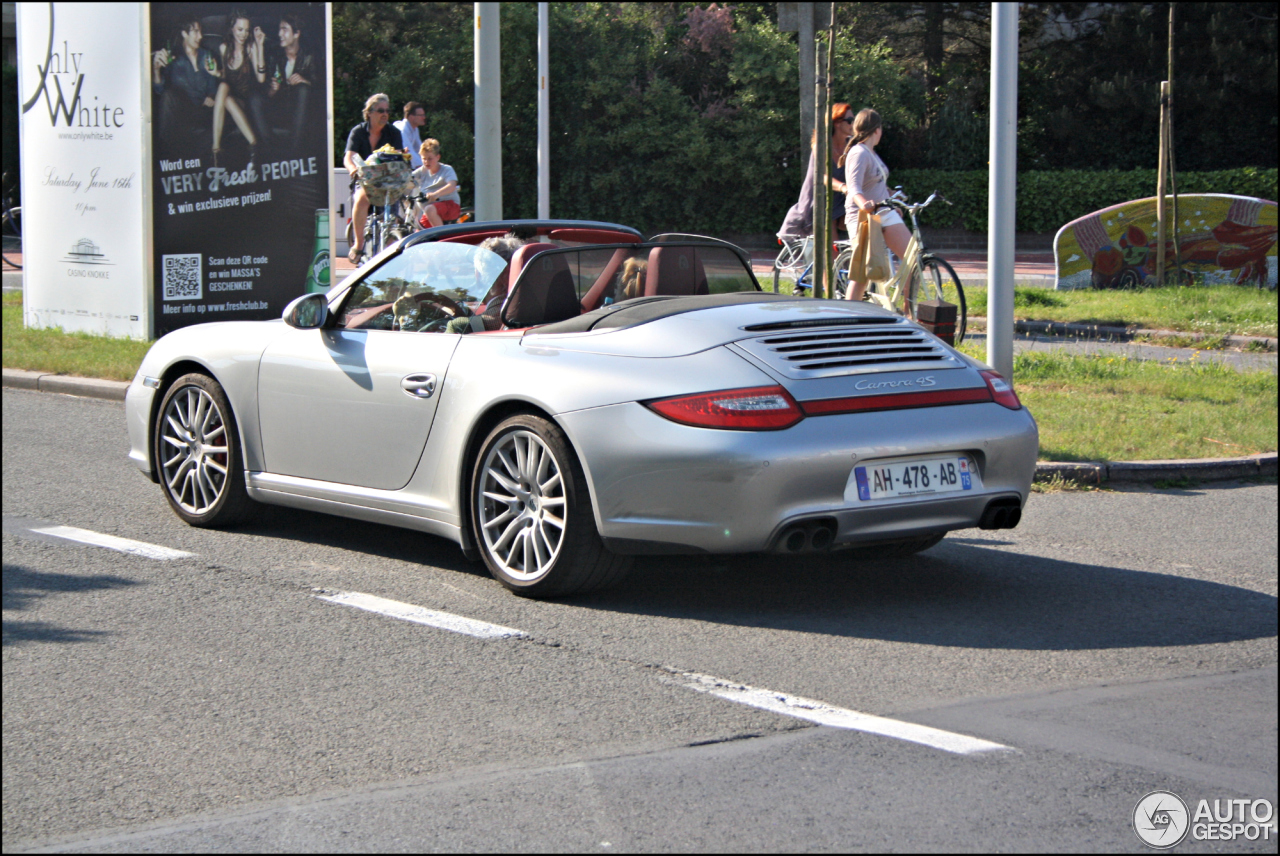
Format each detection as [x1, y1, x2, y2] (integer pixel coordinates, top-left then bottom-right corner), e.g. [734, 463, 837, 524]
[125, 220, 1038, 597]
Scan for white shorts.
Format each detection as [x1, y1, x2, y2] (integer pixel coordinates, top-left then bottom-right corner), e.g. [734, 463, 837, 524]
[847, 209, 903, 231]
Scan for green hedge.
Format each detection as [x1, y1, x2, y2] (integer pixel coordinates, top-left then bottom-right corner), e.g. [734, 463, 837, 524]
[891, 168, 1279, 234]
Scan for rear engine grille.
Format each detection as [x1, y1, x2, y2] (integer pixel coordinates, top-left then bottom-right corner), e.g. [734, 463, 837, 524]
[734, 320, 964, 379]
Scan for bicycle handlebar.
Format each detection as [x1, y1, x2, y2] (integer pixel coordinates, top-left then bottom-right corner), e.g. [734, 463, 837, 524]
[874, 191, 950, 217]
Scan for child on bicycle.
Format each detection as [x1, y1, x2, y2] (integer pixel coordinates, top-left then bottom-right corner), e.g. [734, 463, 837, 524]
[412, 139, 462, 228]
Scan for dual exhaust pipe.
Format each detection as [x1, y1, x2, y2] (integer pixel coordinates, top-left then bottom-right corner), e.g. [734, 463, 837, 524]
[774, 519, 836, 554]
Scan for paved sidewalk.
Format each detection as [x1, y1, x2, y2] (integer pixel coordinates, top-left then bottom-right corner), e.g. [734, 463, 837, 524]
[748, 246, 1055, 287]
[5, 367, 1274, 486]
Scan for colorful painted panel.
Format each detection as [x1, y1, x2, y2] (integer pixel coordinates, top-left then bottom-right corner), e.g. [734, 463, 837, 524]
[1054, 194, 1277, 290]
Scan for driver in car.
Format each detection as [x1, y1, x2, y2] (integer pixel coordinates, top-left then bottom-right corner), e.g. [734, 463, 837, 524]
[445, 234, 526, 334]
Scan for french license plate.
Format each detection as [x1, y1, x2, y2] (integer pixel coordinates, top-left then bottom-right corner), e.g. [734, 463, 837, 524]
[847, 456, 978, 502]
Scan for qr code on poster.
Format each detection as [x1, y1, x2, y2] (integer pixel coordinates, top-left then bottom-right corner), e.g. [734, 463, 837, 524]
[162, 253, 202, 301]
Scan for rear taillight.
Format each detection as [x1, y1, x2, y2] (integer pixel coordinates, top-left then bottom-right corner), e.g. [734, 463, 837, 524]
[644, 385, 804, 430]
[980, 370, 1022, 410]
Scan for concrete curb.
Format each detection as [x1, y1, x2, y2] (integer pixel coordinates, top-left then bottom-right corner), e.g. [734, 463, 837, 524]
[1035, 455, 1277, 485]
[3, 368, 129, 401]
[5, 367, 1274, 486]
[967, 317, 1277, 351]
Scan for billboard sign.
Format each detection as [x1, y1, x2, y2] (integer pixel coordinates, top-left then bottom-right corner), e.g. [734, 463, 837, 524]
[17, 2, 150, 338]
[148, 2, 332, 337]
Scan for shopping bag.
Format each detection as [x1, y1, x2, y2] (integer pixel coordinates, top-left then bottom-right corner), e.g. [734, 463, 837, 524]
[861, 211, 891, 282]
[847, 210, 891, 283]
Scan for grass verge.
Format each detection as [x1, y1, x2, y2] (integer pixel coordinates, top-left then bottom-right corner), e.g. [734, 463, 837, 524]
[958, 341, 1277, 461]
[965, 284, 1278, 338]
[2, 292, 151, 382]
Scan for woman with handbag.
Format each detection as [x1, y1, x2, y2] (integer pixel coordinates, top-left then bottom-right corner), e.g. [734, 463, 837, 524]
[839, 108, 912, 302]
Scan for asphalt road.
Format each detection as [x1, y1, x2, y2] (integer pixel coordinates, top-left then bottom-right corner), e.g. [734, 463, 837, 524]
[3, 388, 1277, 852]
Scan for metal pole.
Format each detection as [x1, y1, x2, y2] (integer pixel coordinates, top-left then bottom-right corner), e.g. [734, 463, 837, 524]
[813, 34, 830, 300]
[474, 2, 502, 221]
[1156, 80, 1168, 286]
[986, 2, 1017, 381]
[537, 2, 550, 219]
[1167, 3, 1180, 277]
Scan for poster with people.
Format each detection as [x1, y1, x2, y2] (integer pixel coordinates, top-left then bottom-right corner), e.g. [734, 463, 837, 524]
[149, 3, 331, 337]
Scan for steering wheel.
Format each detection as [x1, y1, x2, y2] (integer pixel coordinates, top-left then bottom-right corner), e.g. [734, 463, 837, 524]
[416, 291, 471, 318]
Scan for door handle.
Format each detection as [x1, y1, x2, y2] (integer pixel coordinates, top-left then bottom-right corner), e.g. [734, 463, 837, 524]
[400, 373, 436, 399]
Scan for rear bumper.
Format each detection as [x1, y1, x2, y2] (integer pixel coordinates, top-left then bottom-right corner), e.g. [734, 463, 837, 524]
[558, 401, 1038, 554]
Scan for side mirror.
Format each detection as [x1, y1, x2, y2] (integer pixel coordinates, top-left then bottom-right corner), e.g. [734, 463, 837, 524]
[282, 293, 330, 329]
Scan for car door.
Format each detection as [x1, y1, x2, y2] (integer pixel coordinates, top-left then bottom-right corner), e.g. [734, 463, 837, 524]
[257, 242, 483, 490]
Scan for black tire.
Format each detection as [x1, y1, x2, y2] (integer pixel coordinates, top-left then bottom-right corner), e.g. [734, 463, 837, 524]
[840, 532, 946, 560]
[913, 256, 967, 344]
[470, 414, 631, 597]
[1, 207, 21, 270]
[833, 247, 854, 300]
[154, 373, 252, 528]
[1117, 268, 1142, 290]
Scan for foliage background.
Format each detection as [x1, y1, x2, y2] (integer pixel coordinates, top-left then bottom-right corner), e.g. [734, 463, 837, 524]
[4, 3, 1274, 234]
[329, 2, 1275, 236]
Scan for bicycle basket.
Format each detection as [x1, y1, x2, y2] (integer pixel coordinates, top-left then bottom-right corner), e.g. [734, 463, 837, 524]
[358, 156, 415, 207]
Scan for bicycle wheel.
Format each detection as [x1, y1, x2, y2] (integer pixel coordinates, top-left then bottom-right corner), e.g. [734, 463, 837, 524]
[909, 255, 967, 344]
[773, 238, 809, 295]
[832, 246, 853, 300]
[1, 207, 21, 270]
[362, 217, 381, 263]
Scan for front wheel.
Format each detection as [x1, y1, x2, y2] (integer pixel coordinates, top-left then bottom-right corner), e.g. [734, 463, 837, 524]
[154, 373, 252, 527]
[470, 415, 631, 597]
[362, 221, 381, 263]
[910, 256, 967, 344]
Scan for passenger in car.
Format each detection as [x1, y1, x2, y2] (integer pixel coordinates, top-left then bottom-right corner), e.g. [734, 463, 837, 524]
[618, 257, 648, 302]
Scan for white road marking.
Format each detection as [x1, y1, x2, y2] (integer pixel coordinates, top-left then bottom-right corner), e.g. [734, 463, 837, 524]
[312, 590, 1009, 755]
[316, 591, 528, 639]
[30, 525, 195, 561]
[669, 669, 1014, 755]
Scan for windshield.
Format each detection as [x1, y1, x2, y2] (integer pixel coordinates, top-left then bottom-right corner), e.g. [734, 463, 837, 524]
[502, 243, 759, 328]
[339, 241, 510, 330]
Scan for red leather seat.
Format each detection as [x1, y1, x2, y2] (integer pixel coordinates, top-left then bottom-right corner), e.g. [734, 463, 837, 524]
[644, 246, 709, 297]
[503, 243, 580, 327]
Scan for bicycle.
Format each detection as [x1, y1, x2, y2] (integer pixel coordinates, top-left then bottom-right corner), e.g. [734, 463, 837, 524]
[838, 190, 967, 344]
[401, 192, 474, 231]
[2, 172, 21, 271]
[773, 235, 853, 299]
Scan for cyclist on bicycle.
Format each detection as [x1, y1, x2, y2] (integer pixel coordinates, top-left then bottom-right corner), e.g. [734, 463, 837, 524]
[778, 102, 854, 245]
[343, 92, 405, 263]
[839, 108, 911, 302]
[410, 138, 462, 228]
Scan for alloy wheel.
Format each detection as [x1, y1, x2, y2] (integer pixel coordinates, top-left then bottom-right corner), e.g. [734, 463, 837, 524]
[476, 429, 567, 582]
[159, 385, 230, 515]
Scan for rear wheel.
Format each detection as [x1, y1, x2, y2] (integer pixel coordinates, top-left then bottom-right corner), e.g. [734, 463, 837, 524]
[1, 206, 21, 270]
[832, 246, 854, 300]
[154, 373, 252, 527]
[470, 415, 631, 597]
[908, 256, 967, 344]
